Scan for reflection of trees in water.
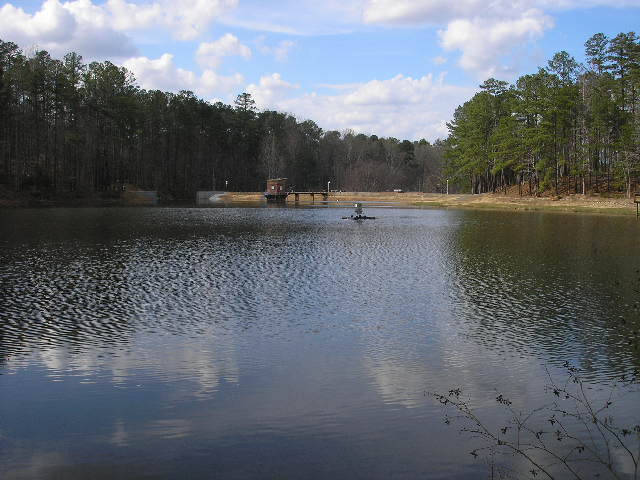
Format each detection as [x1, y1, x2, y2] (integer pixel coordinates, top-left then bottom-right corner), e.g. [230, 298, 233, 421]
[0, 241, 136, 364]
[0, 208, 322, 356]
[0, 235, 241, 393]
[354, 216, 540, 410]
[449, 212, 640, 378]
[0, 208, 325, 387]
[0, 209, 232, 361]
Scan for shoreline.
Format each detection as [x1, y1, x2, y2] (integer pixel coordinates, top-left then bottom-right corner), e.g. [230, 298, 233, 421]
[1, 191, 637, 216]
[227, 191, 638, 216]
[415, 193, 637, 216]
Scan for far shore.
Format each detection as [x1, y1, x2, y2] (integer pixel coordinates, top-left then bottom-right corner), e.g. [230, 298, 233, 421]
[1, 190, 638, 216]
[229, 191, 639, 216]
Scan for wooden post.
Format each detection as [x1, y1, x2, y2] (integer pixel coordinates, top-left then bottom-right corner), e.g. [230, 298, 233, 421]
[635, 194, 639, 218]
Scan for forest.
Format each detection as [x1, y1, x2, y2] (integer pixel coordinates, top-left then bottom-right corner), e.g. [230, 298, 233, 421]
[446, 32, 640, 196]
[2, 31, 637, 202]
[0, 39, 444, 202]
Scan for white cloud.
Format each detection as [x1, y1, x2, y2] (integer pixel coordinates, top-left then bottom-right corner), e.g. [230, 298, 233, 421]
[248, 72, 475, 141]
[123, 53, 244, 98]
[360, 1, 640, 79]
[439, 10, 553, 79]
[272, 41, 295, 61]
[363, 0, 486, 25]
[0, 0, 239, 59]
[536, 0, 640, 7]
[223, 0, 640, 78]
[102, 0, 239, 41]
[219, 0, 638, 36]
[196, 34, 251, 68]
[219, 0, 362, 35]
[0, 0, 137, 58]
[432, 56, 447, 66]
[361, 0, 635, 26]
[0, 0, 74, 45]
[247, 73, 300, 107]
[256, 38, 295, 62]
[362, 0, 554, 79]
[20, 0, 76, 42]
[343, 74, 435, 106]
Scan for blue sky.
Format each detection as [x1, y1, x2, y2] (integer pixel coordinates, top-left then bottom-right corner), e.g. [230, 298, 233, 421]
[1, 1, 639, 140]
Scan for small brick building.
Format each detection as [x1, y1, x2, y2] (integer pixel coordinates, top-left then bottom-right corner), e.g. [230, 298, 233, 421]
[265, 178, 289, 200]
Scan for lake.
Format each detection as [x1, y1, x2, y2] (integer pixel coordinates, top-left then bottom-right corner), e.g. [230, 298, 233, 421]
[1, 206, 639, 479]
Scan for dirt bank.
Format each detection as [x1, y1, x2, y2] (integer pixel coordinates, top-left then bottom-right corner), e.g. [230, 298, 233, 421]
[416, 192, 637, 215]
[3, 189, 637, 215]
[227, 191, 639, 215]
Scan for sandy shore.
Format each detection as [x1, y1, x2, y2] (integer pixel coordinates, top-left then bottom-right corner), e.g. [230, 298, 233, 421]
[227, 191, 639, 215]
[415, 192, 637, 215]
[2, 190, 636, 215]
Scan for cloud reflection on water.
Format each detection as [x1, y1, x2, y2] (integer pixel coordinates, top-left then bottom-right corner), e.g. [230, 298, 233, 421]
[1, 207, 639, 479]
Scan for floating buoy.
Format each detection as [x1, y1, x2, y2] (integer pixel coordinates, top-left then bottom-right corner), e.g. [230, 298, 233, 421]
[342, 203, 376, 220]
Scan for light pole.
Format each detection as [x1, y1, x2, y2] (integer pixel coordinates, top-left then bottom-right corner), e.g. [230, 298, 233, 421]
[225, 180, 228, 191]
[446, 179, 449, 195]
[327, 181, 331, 193]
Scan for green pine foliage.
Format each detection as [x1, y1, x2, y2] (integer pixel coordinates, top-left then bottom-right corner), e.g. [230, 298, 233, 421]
[0, 40, 446, 200]
[446, 32, 640, 197]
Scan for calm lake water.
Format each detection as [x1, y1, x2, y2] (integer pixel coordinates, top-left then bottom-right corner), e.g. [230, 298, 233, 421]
[1, 206, 639, 479]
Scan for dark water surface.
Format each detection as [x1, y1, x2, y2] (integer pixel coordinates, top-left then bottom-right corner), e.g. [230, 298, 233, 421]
[1, 207, 639, 479]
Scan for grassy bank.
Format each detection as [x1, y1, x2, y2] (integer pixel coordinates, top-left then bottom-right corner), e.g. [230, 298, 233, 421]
[227, 191, 638, 216]
[2, 189, 637, 216]
[416, 201, 636, 216]
[413, 193, 638, 216]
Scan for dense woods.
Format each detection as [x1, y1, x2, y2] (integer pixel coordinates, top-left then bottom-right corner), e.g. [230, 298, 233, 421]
[4, 32, 636, 202]
[446, 32, 640, 196]
[0, 39, 445, 202]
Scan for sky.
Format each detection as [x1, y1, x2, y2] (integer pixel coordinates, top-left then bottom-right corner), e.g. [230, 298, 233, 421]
[0, 1, 639, 141]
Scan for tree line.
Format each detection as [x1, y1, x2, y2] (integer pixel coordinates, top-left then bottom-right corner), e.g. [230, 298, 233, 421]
[446, 32, 640, 197]
[0, 39, 445, 201]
